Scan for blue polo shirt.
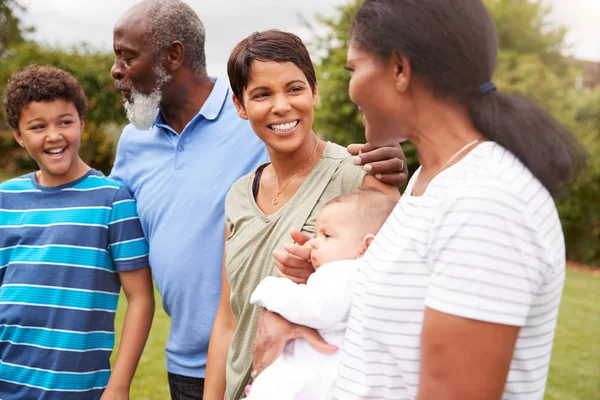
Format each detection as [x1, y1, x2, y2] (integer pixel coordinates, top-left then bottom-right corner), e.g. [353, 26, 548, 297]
[110, 77, 268, 378]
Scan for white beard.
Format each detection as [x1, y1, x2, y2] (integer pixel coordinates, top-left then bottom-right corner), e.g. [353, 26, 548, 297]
[123, 65, 172, 131]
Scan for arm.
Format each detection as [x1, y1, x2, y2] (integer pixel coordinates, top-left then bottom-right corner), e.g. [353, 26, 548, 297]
[204, 226, 237, 400]
[417, 309, 519, 400]
[102, 187, 153, 399]
[362, 174, 400, 200]
[102, 267, 154, 399]
[417, 184, 546, 399]
[251, 261, 356, 330]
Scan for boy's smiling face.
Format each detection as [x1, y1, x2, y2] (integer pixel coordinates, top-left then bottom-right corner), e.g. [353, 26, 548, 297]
[14, 99, 88, 187]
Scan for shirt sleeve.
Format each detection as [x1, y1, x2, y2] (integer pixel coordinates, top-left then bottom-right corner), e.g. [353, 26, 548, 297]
[250, 260, 358, 330]
[338, 156, 368, 192]
[425, 183, 549, 327]
[108, 185, 149, 272]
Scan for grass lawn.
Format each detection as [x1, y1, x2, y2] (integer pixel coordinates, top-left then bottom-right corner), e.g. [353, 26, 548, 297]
[114, 268, 599, 399]
[545, 268, 600, 399]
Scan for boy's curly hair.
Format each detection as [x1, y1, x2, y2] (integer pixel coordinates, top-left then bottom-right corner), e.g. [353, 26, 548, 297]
[2, 65, 88, 131]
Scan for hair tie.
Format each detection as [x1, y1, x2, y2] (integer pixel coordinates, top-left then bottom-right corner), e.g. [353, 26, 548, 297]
[479, 81, 497, 93]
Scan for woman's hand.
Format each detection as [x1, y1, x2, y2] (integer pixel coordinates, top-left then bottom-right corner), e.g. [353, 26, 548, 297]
[273, 229, 314, 284]
[348, 142, 409, 186]
[253, 310, 338, 377]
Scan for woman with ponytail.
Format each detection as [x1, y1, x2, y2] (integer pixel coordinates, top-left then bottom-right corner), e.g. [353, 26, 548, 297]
[252, 1, 586, 399]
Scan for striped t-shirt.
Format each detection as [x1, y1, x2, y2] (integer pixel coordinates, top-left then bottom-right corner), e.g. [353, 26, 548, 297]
[0, 169, 149, 400]
[334, 142, 565, 400]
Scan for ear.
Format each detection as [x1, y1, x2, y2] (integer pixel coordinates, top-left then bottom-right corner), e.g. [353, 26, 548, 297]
[312, 82, 319, 107]
[391, 52, 412, 93]
[232, 94, 248, 120]
[358, 233, 376, 258]
[164, 41, 186, 72]
[12, 129, 24, 147]
[80, 120, 85, 133]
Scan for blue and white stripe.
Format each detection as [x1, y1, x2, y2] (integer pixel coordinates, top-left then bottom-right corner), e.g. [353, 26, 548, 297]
[0, 169, 149, 399]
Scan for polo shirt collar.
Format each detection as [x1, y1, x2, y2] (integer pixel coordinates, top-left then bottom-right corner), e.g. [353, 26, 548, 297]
[199, 76, 229, 121]
[152, 76, 229, 128]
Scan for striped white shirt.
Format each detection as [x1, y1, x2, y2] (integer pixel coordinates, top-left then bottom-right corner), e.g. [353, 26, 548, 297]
[334, 142, 565, 400]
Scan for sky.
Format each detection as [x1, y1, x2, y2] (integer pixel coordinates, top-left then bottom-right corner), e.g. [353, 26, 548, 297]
[19, 0, 600, 79]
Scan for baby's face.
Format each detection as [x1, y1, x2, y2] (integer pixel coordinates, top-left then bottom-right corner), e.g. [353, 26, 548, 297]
[309, 202, 367, 270]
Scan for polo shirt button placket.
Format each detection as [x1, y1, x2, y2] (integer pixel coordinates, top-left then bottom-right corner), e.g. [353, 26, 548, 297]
[177, 144, 184, 152]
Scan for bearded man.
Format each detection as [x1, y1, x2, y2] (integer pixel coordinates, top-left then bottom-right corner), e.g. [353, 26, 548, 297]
[108, 1, 408, 399]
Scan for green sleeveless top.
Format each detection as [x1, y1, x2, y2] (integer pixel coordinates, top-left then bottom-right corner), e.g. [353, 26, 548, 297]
[223, 142, 366, 399]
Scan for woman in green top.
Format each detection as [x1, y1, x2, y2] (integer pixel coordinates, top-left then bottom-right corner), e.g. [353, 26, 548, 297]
[203, 30, 401, 400]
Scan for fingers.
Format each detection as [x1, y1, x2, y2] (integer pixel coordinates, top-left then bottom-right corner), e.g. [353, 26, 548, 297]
[350, 143, 409, 186]
[346, 143, 365, 156]
[273, 249, 313, 284]
[273, 231, 314, 284]
[275, 271, 309, 284]
[353, 145, 402, 167]
[373, 171, 410, 186]
[295, 325, 338, 354]
[289, 228, 311, 246]
[252, 343, 282, 377]
[283, 242, 312, 260]
[253, 311, 295, 377]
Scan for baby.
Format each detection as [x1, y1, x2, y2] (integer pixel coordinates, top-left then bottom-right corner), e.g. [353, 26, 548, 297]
[247, 186, 398, 399]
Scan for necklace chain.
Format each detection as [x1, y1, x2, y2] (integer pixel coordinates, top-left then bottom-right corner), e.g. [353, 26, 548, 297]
[272, 140, 319, 206]
[411, 138, 484, 196]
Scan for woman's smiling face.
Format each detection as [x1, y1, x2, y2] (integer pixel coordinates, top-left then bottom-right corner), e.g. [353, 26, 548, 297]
[233, 60, 319, 155]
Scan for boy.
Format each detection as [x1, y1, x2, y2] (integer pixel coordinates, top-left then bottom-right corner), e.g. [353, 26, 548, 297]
[0, 65, 154, 400]
[246, 187, 398, 399]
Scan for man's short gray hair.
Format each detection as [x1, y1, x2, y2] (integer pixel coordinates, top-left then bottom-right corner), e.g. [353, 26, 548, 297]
[144, 0, 207, 76]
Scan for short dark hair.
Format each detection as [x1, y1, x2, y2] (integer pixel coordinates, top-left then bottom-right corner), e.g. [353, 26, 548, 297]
[352, 0, 585, 195]
[325, 186, 397, 234]
[3, 65, 88, 131]
[227, 30, 317, 104]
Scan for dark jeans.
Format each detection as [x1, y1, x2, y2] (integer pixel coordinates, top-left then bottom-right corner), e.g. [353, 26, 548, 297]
[168, 372, 205, 400]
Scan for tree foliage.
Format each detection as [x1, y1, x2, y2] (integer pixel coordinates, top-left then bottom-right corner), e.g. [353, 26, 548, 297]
[0, 0, 29, 59]
[309, 0, 600, 264]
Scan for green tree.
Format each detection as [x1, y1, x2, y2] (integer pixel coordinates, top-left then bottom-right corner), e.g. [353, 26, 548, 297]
[309, 0, 600, 264]
[0, 42, 125, 175]
[0, 0, 30, 59]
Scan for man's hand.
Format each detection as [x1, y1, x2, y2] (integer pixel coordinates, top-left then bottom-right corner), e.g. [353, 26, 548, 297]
[348, 142, 409, 186]
[253, 310, 337, 377]
[273, 229, 314, 284]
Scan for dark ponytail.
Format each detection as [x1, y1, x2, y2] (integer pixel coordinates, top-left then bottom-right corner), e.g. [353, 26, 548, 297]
[468, 91, 584, 195]
[352, 0, 586, 196]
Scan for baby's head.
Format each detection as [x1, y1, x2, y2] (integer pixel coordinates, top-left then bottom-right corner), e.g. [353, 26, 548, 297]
[309, 187, 397, 270]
